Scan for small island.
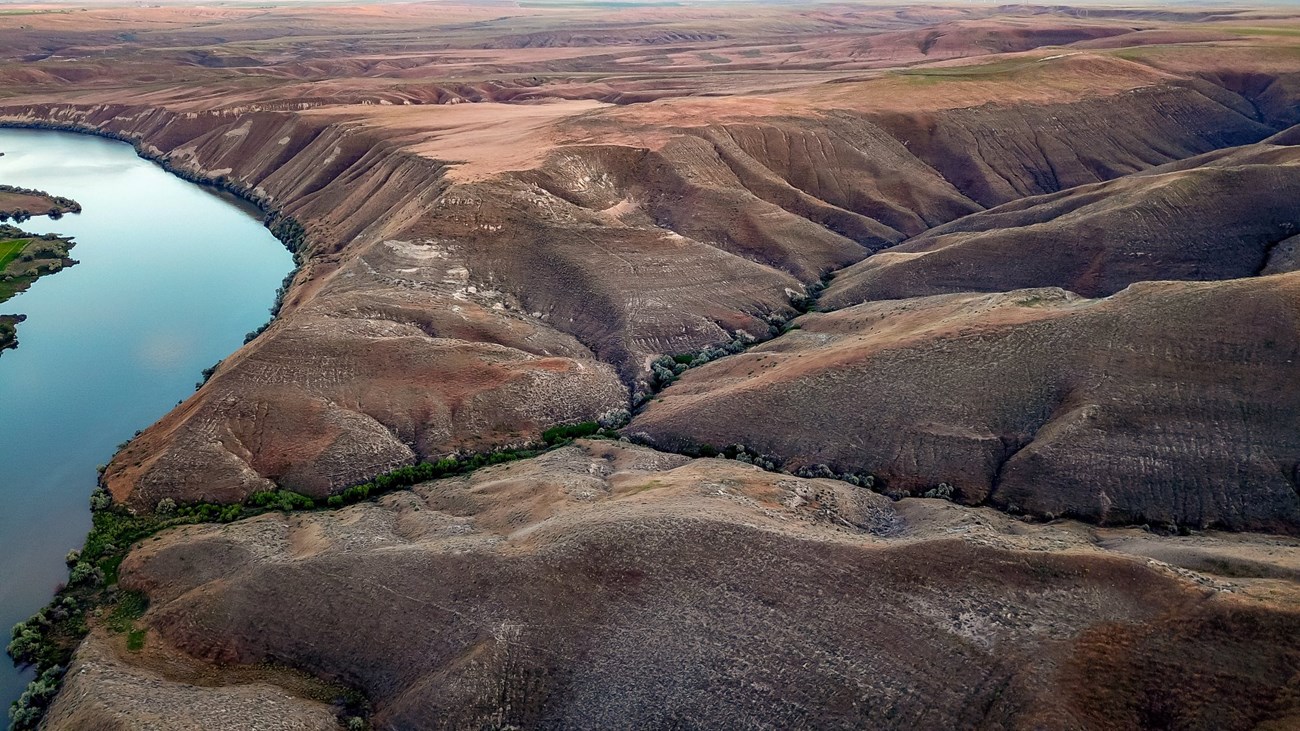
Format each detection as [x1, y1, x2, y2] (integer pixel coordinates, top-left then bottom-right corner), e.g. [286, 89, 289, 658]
[0, 184, 80, 222]
[0, 224, 77, 352]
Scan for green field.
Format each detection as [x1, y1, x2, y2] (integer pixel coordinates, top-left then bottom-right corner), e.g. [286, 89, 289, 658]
[1223, 26, 1300, 38]
[892, 58, 1042, 84]
[0, 237, 29, 271]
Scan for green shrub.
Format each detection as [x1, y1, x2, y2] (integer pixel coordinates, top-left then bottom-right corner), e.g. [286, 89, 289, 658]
[67, 562, 100, 587]
[88, 488, 112, 512]
[541, 421, 600, 444]
[8, 664, 63, 731]
[247, 490, 315, 511]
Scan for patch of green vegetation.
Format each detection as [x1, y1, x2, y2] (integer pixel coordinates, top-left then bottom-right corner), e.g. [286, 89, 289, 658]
[541, 421, 601, 443]
[6, 665, 62, 730]
[0, 237, 29, 271]
[248, 489, 316, 512]
[893, 58, 1036, 83]
[0, 227, 76, 308]
[1221, 26, 1300, 38]
[126, 630, 146, 652]
[329, 429, 597, 508]
[0, 318, 17, 350]
[8, 493, 277, 729]
[106, 591, 148, 634]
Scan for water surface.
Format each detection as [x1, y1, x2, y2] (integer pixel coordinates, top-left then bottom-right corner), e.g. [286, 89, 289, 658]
[0, 128, 294, 707]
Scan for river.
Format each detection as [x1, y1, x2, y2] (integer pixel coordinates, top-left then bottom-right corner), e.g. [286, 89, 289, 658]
[0, 128, 294, 709]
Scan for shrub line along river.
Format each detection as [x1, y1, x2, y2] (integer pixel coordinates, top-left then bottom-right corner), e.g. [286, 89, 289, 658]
[0, 128, 295, 709]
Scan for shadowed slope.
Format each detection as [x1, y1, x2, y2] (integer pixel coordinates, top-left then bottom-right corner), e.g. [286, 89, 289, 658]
[823, 134, 1300, 306]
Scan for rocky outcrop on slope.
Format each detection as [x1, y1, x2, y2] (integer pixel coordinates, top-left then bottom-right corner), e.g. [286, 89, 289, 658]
[632, 275, 1300, 533]
[45, 441, 1300, 730]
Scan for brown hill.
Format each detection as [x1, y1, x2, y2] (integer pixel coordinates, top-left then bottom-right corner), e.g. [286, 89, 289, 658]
[632, 275, 1300, 533]
[3, 57, 1287, 509]
[8, 4, 1300, 729]
[43, 441, 1300, 730]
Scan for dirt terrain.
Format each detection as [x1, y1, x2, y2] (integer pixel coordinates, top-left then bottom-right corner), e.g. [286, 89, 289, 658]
[4, 1, 1300, 728]
[0, 185, 78, 222]
[47, 441, 1300, 730]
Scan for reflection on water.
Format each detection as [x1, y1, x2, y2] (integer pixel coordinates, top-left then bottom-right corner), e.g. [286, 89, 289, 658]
[0, 128, 294, 707]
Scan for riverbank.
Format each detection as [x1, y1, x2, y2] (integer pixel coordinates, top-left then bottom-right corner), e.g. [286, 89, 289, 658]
[0, 185, 80, 223]
[0, 127, 297, 716]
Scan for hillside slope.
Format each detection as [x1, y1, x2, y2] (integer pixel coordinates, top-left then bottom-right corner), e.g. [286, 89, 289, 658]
[44, 442, 1300, 730]
[633, 275, 1300, 533]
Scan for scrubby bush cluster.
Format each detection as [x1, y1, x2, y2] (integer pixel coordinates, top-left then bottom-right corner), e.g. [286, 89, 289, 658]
[326, 422, 616, 507]
[249, 489, 316, 512]
[923, 482, 956, 501]
[647, 329, 759, 393]
[266, 421, 615, 510]
[762, 311, 791, 336]
[637, 436, 889, 493]
[8, 595, 84, 663]
[67, 561, 103, 588]
[88, 488, 113, 512]
[243, 267, 298, 344]
[0, 318, 19, 349]
[789, 272, 835, 313]
[716, 444, 781, 471]
[266, 213, 308, 255]
[792, 463, 878, 488]
[597, 408, 631, 430]
[8, 664, 63, 730]
[195, 360, 222, 389]
[540, 421, 601, 443]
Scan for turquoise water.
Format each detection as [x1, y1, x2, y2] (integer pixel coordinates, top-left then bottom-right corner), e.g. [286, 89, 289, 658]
[0, 128, 294, 709]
